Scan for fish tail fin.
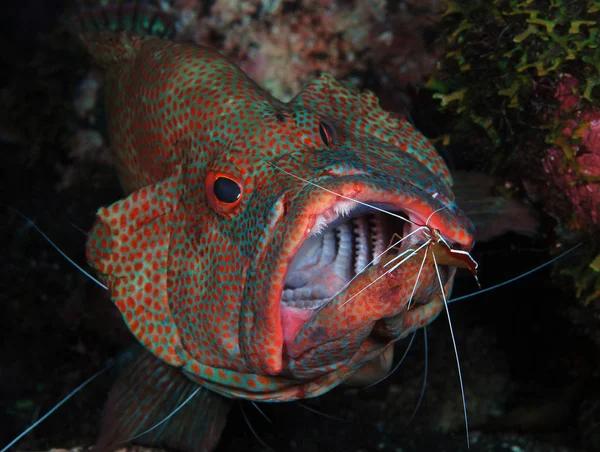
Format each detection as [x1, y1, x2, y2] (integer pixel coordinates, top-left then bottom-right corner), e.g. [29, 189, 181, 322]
[68, 1, 176, 66]
[97, 348, 232, 452]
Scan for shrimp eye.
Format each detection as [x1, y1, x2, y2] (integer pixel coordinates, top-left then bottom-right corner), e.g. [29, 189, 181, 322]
[319, 120, 335, 147]
[205, 172, 244, 213]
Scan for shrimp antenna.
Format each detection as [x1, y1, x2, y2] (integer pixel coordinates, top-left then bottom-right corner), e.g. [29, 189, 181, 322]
[407, 327, 428, 425]
[69, 221, 88, 236]
[364, 330, 417, 390]
[124, 386, 202, 443]
[295, 402, 349, 422]
[251, 402, 272, 424]
[406, 245, 429, 310]
[324, 226, 426, 309]
[433, 254, 470, 448]
[10, 208, 107, 291]
[448, 242, 583, 304]
[0, 363, 112, 452]
[240, 403, 273, 451]
[338, 241, 429, 309]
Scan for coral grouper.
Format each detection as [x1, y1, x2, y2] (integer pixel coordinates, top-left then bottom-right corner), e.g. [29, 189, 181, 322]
[73, 2, 475, 451]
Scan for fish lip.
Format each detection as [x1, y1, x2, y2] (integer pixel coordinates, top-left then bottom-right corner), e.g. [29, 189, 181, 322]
[276, 180, 473, 353]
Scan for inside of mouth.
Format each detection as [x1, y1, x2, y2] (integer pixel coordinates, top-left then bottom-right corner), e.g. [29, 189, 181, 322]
[281, 204, 411, 310]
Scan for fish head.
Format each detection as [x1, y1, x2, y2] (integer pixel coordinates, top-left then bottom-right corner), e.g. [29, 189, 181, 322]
[87, 73, 475, 401]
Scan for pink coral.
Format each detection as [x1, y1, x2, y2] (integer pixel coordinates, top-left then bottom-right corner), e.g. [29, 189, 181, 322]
[541, 75, 600, 229]
[542, 146, 600, 228]
[581, 114, 600, 154]
[554, 73, 581, 113]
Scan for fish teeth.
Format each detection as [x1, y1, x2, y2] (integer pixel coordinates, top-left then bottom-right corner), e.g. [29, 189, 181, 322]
[296, 287, 312, 299]
[333, 200, 357, 217]
[306, 298, 327, 309]
[311, 215, 328, 235]
[287, 298, 328, 310]
[318, 229, 336, 266]
[283, 205, 413, 310]
[311, 286, 329, 299]
[334, 223, 353, 279]
[372, 212, 385, 263]
[353, 216, 369, 274]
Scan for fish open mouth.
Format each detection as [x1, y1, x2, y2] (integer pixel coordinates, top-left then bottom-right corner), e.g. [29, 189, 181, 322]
[281, 200, 435, 311]
[276, 191, 470, 355]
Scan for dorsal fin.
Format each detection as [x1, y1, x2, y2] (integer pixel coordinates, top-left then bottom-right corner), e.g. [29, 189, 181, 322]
[69, 1, 176, 66]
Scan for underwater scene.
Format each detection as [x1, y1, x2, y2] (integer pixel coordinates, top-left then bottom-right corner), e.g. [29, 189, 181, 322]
[1, 1, 600, 451]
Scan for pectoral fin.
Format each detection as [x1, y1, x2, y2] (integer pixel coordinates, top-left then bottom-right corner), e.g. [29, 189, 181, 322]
[97, 349, 232, 452]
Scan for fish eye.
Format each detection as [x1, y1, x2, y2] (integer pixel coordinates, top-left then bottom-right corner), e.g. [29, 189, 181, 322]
[214, 176, 241, 203]
[205, 172, 244, 213]
[318, 120, 336, 147]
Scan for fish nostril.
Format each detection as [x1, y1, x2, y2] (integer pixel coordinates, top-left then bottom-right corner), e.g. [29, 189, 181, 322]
[318, 120, 336, 147]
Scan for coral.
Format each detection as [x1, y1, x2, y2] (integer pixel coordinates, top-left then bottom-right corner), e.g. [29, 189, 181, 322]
[368, 1, 445, 89]
[541, 75, 600, 230]
[1, 25, 114, 191]
[171, 0, 444, 102]
[56, 70, 113, 191]
[429, 0, 600, 224]
[428, 0, 600, 310]
[73, 70, 102, 119]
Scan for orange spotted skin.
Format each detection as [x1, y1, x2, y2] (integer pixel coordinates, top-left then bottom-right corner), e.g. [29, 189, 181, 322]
[82, 32, 475, 402]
